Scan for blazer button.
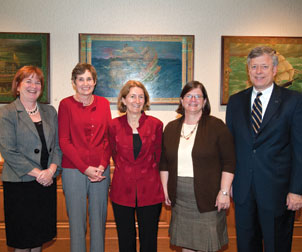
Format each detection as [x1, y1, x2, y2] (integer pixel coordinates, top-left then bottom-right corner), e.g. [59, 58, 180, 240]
[34, 149, 40, 154]
[49, 148, 52, 152]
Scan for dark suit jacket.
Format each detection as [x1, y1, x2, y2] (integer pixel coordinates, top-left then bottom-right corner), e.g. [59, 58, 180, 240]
[160, 115, 236, 213]
[0, 98, 62, 182]
[226, 84, 302, 214]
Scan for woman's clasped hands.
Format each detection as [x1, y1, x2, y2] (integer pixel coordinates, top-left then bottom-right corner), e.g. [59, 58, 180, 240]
[84, 165, 106, 182]
[36, 168, 55, 187]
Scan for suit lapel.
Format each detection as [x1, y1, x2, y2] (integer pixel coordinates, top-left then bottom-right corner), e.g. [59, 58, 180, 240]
[259, 84, 281, 133]
[15, 98, 39, 138]
[242, 88, 254, 137]
[39, 104, 51, 146]
[169, 117, 183, 158]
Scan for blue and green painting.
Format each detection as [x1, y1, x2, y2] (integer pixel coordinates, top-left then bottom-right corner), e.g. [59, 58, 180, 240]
[91, 40, 183, 101]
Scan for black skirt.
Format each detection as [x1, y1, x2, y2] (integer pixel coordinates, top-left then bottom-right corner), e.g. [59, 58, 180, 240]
[3, 179, 57, 249]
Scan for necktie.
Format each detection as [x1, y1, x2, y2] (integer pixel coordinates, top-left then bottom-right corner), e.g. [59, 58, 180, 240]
[251, 92, 262, 134]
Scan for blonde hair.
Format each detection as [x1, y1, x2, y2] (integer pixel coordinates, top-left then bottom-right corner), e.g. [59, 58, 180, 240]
[117, 80, 150, 113]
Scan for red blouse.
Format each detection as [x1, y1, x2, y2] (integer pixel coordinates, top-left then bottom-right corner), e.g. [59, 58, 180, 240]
[109, 112, 165, 207]
[58, 95, 111, 173]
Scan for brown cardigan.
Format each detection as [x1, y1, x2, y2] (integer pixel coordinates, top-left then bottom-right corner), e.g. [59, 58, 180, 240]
[160, 115, 236, 213]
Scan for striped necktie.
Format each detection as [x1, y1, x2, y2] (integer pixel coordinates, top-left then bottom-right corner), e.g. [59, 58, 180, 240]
[251, 92, 262, 134]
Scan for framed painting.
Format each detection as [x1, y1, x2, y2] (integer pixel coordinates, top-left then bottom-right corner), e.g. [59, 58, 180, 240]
[0, 32, 50, 103]
[79, 34, 194, 104]
[221, 36, 302, 105]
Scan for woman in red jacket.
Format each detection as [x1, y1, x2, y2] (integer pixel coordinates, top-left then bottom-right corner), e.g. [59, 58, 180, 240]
[109, 80, 164, 252]
[58, 63, 111, 252]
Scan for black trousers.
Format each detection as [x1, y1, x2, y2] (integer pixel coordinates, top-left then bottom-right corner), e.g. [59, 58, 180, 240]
[235, 181, 295, 252]
[112, 201, 162, 252]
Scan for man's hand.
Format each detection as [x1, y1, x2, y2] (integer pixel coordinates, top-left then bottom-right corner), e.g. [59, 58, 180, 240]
[286, 193, 302, 211]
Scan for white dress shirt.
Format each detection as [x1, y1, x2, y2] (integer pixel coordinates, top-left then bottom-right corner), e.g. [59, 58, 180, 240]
[251, 84, 274, 119]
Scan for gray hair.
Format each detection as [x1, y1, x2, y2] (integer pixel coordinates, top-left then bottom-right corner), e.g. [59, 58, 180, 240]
[247, 46, 278, 67]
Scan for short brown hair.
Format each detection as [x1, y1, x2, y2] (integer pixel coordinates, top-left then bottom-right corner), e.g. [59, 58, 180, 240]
[117, 80, 150, 113]
[11, 66, 44, 98]
[247, 46, 278, 67]
[71, 63, 97, 83]
[176, 81, 211, 116]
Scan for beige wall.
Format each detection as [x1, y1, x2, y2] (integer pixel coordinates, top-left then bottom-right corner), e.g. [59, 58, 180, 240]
[1, 0, 302, 124]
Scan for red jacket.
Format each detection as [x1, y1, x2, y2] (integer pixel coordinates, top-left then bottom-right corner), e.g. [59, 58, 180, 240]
[58, 95, 111, 173]
[109, 112, 164, 207]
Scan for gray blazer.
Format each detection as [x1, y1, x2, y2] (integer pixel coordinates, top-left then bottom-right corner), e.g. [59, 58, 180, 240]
[0, 98, 62, 182]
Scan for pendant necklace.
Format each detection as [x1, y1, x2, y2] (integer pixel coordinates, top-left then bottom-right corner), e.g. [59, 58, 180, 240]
[181, 123, 198, 140]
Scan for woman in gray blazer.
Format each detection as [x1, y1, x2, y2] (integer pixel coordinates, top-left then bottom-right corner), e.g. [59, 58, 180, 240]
[0, 66, 62, 252]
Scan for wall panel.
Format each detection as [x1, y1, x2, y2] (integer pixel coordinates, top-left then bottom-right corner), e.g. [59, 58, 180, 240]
[0, 162, 302, 251]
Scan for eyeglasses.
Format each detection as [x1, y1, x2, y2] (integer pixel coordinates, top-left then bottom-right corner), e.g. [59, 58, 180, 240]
[184, 94, 204, 99]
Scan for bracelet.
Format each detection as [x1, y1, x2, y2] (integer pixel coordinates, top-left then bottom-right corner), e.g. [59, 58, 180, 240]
[48, 168, 55, 176]
[221, 190, 229, 196]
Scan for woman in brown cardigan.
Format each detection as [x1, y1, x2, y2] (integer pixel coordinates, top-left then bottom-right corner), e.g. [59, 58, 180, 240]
[160, 81, 236, 252]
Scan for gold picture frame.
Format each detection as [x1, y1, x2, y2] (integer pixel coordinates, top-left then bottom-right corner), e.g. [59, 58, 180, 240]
[79, 33, 194, 104]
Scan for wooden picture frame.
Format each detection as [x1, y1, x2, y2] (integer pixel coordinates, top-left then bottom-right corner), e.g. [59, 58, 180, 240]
[221, 36, 302, 105]
[79, 33, 194, 104]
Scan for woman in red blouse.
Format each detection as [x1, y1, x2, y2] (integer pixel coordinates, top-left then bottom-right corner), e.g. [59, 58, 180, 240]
[58, 63, 111, 252]
[109, 80, 164, 252]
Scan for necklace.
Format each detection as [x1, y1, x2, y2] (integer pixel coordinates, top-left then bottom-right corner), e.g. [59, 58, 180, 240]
[181, 123, 198, 140]
[127, 116, 140, 132]
[26, 103, 39, 116]
[74, 95, 94, 106]
[83, 95, 94, 106]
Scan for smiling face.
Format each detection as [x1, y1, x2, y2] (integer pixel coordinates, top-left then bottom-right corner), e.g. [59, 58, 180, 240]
[73, 70, 96, 96]
[17, 74, 42, 103]
[248, 53, 277, 91]
[122, 87, 145, 115]
[181, 87, 206, 115]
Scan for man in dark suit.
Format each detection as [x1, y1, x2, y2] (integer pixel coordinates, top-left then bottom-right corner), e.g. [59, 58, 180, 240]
[226, 46, 302, 252]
